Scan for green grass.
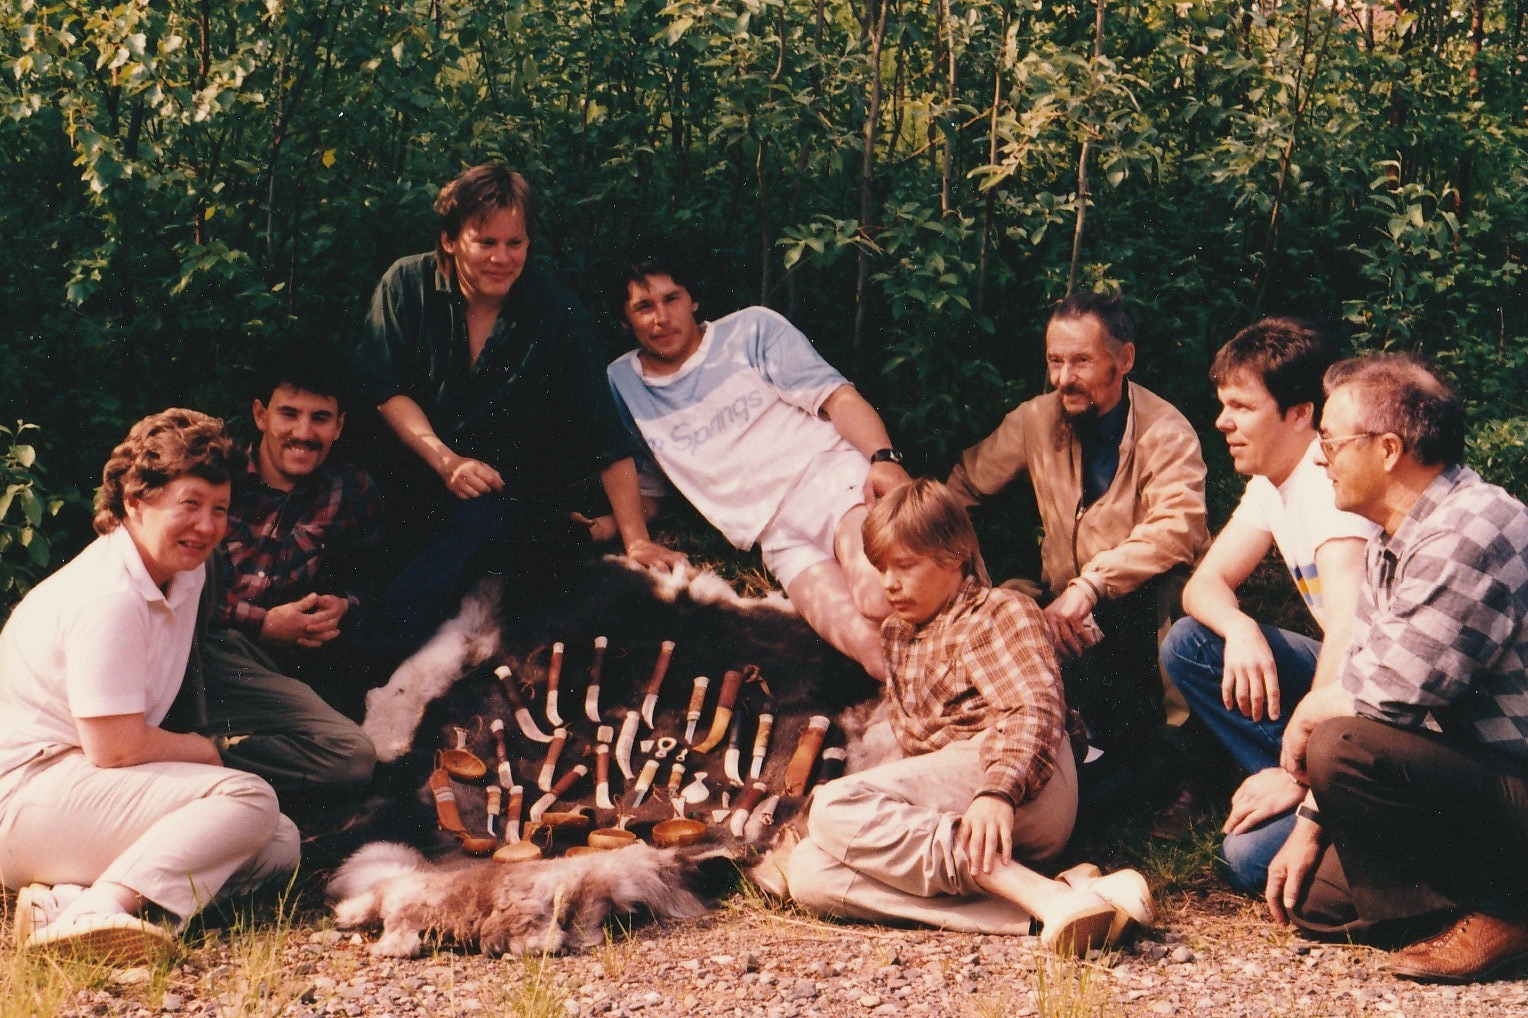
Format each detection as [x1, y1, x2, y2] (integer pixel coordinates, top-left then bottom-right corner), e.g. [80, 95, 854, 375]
[480, 955, 573, 1018]
[975, 956, 1123, 1018]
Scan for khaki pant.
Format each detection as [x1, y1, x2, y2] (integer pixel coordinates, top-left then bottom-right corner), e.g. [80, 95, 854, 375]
[0, 750, 299, 920]
[787, 728, 1077, 932]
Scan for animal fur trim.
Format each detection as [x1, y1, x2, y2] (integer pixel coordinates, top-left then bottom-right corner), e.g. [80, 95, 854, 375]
[362, 560, 793, 762]
[328, 841, 709, 957]
[362, 579, 501, 762]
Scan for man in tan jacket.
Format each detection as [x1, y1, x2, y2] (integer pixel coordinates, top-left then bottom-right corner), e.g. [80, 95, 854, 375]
[947, 291, 1209, 771]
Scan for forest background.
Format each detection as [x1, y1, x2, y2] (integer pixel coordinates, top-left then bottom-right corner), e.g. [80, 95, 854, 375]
[2, 0, 1525, 614]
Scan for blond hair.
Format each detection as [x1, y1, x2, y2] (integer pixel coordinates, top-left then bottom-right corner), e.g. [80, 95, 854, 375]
[94, 408, 235, 534]
[862, 479, 980, 575]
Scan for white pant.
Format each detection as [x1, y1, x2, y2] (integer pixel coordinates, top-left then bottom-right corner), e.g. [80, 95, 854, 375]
[0, 750, 299, 920]
[788, 728, 1077, 932]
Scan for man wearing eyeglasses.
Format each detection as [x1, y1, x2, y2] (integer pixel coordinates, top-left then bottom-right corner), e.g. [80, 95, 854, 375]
[1160, 319, 1373, 891]
[1266, 353, 1528, 983]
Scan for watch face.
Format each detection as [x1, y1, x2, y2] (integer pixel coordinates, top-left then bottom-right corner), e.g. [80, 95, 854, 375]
[872, 448, 903, 464]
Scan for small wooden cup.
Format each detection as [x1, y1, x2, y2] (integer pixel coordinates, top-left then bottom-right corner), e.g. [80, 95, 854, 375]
[651, 817, 707, 848]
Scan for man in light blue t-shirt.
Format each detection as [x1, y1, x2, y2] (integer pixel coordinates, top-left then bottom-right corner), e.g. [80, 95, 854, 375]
[600, 248, 910, 680]
[1160, 318, 1373, 890]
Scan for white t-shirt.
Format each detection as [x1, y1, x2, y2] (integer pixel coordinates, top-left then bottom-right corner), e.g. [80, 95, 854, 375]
[1228, 438, 1377, 630]
[607, 306, 862, 549]
[0, 526, 204, 781]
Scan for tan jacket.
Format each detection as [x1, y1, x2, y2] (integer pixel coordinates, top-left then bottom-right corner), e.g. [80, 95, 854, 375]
[947, 381, 1209, 600]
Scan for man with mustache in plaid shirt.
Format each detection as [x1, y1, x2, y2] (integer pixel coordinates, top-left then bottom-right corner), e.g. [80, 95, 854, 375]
[220, 339, 384, 718]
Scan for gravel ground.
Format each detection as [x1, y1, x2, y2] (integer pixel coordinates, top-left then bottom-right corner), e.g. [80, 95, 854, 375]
[13, 883, 1528, 1017]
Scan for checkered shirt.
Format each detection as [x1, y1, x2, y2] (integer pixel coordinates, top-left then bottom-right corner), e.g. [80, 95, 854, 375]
[219, 448, 385, 636]
[881, 575, 1067, 806]
[1341, 465, 1528, 759]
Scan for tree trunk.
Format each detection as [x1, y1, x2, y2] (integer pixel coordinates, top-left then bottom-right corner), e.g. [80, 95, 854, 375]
[853, 0, 891, 373]
[1067, 0, 1106, 295]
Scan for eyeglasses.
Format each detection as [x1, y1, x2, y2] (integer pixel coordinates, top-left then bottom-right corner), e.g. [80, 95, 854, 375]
[1317, 432, 1381, 458]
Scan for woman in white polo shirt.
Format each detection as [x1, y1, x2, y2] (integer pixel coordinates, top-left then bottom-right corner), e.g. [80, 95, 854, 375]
[0, 409, 299, 964]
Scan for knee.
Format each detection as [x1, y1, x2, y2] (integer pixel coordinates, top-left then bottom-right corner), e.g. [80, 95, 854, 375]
[804, 780, 864, 851]
[1219, 828, 1275, 894]
[307, 722, 378, 789]
[1305, 715, 1371, 800]
[1159, 617, 1213, 674]
[330, 726, 378, 788]
[215, 771, 286, 839]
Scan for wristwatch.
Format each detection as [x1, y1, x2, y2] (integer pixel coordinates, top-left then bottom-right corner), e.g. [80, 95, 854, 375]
[869, 447, 904, 465]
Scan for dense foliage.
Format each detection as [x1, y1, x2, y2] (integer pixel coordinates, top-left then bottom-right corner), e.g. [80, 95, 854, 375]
[2, 0, 1525, 598]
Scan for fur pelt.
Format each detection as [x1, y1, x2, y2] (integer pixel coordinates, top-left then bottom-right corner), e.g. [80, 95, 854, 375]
[328, 840, 710, 957]
[340, 556, 882, 863]
[363, 578, 503, 762]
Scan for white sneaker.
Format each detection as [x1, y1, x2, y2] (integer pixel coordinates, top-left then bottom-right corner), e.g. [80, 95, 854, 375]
[23, 912, 176, 966]
[13, 883, 86, 949]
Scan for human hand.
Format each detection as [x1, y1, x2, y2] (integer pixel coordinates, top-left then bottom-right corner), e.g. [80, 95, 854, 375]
[863, 460, 912, 505]
[1265, 814, 1323, 924]
[625, 538, 688, 574]
[570, 511, 621, 544]
[1224, 767, 1306, 836]
[957, 794, 1015, 875]
[440, 455, 505, 499]
[1043, 584, 1096, 659]
[1222, 618, 1281, 721]
[1279, 684, 1349, 785]
[260, 594, 345, 648]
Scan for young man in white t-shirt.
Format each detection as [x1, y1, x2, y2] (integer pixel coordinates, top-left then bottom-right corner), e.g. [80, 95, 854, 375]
[1160, 319, 1374, 890]
[602, 248, 910, 679]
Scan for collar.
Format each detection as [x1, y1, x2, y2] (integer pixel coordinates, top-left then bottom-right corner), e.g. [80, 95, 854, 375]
[634, 321, 713, 387]
[243, 440, 330, 495]
[1076, 388, 1130, 445]
[106, 525, 203, 612]
[1381, 463, 1472, 556]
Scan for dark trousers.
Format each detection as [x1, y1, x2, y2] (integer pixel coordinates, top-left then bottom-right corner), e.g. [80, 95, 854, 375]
[1292, 715, 1528, 944]
[350, 486, 582, 664]
[1062, 570, 1188, 754]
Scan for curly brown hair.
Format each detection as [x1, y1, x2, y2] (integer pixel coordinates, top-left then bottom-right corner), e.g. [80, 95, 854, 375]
[94, 408, 236, 535]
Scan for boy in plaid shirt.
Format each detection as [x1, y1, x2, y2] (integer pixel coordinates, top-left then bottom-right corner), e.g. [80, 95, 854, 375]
[757, 479, 1153, 956]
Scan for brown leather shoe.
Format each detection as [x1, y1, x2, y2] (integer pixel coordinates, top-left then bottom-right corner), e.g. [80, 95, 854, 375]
[1148, 782, 1212, 840]
[1390, 912, 1528, 983]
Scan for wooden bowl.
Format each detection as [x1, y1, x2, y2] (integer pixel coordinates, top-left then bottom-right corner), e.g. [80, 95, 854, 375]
[651, 817, 707, 848]
[587, 827, 639, 850]
[493, 841, 543, 864]
[563, 845, 603, 857]
[439, 748, 487, 781]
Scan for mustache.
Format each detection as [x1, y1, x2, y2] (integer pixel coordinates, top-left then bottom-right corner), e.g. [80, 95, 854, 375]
[283, 439, 324, 452]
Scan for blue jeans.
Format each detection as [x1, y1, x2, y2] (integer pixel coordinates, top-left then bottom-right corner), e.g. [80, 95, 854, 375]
[1220, 811, 1296, 893]
[1160, 617, 1320, 774]
[352, 489, 553, 661]
[1161, 617, 1320, 891]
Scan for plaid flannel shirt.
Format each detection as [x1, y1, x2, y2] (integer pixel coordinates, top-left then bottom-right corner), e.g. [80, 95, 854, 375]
[219, 449, 385, 636]
[881, 576, 1067, 806]
[1341, 465, 1528, 759]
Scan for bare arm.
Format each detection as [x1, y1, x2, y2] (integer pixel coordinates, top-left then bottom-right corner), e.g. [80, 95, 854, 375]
[1181, 517, 1279, 719]
[819, 385, 910, 502]
[1306, 537, 1366, 690]
[599, 458, 686, 571]
[77, 714, 222, 769]
[377, 394, 504, 498]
